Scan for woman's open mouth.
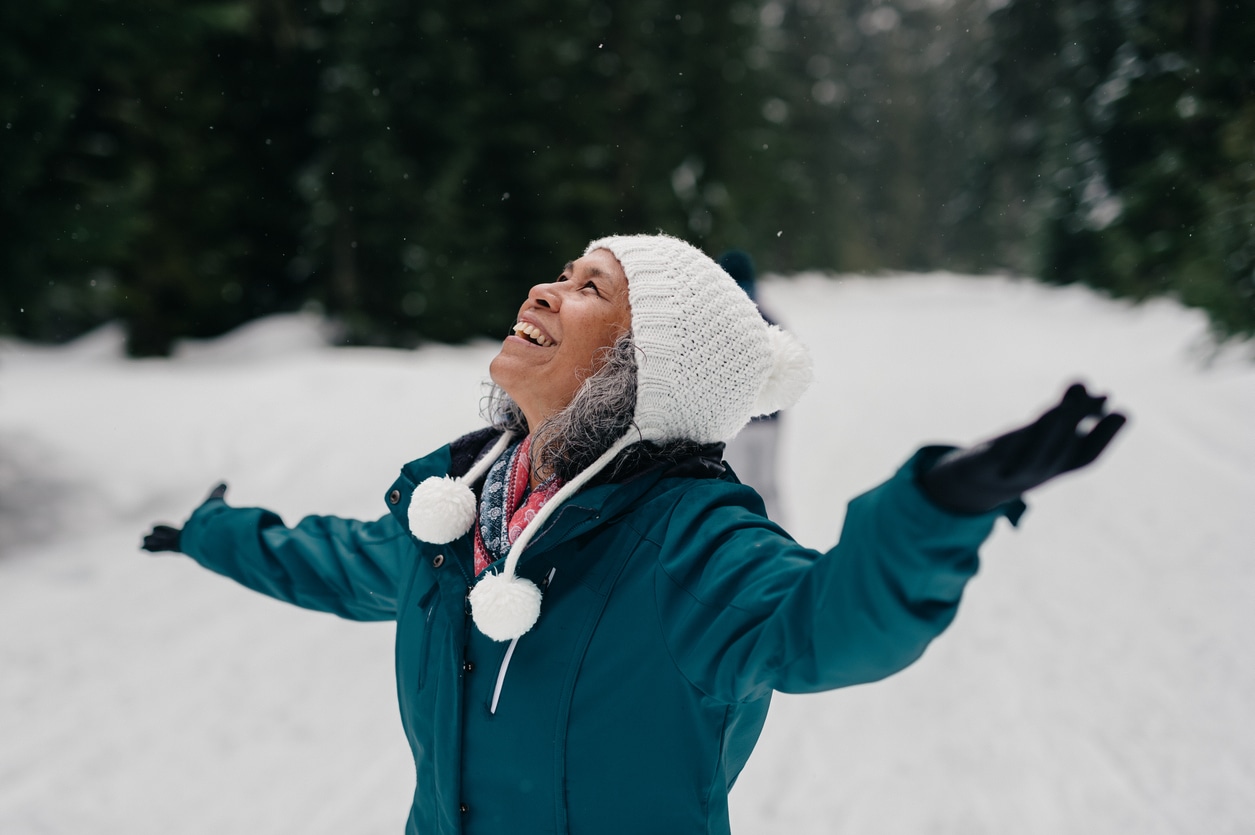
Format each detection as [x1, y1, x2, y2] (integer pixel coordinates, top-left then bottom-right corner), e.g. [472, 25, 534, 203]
[511, 322, 554, 347]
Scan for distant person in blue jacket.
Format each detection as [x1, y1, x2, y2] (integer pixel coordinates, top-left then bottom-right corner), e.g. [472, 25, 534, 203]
[717, 248, 786, 522]
[143, 233, 1125, 835]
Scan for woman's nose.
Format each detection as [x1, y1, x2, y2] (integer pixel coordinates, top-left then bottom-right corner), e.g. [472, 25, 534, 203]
[529, 282, 559, 309]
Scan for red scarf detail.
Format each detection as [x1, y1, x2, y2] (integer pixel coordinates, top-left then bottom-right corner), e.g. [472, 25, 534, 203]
[472, 436, 564, 576]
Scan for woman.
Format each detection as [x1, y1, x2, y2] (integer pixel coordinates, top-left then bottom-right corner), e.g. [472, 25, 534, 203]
[142, 233, 1125, 834]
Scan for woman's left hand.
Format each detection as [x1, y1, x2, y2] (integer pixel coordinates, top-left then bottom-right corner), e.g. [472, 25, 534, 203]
[919, 383, 1127, 514]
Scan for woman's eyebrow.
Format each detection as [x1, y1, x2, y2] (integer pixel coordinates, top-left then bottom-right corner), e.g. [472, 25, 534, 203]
[585, 266, 621, 285]
[566, 260, 619, 284]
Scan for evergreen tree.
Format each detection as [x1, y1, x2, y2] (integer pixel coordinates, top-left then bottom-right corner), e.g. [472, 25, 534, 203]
[298, 0, 773, 346]
[6, 0, 1248, 350]
[990, 0, 1255, 338]
[750, 0, 1020, 274]
[1, 0, 318, 355]
[0, 0, 146, 343]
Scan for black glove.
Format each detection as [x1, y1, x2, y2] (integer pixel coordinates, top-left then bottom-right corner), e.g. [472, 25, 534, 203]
[141, 524, 182, 553]
[919, 383, 1127, 514]
[140, 483, 228, 554]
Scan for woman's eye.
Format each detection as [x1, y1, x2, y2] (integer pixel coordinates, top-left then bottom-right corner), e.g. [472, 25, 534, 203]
[582, 281, 600, 295]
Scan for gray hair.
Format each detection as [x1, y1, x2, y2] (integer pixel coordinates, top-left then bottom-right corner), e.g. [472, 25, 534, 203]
[484, 333, 711, 482]
[483, 333, 641, 483]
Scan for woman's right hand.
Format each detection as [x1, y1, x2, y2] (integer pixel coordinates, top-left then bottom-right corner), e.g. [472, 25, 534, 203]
[141, 524, 182, 553]
[140, 483, 228, 554]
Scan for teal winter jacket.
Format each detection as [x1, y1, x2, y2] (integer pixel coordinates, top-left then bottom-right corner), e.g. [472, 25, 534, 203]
[179, 432, 1018, 834]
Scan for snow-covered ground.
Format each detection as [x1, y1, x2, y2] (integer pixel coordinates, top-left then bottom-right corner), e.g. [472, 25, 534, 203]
[1, 273, 1251, 834]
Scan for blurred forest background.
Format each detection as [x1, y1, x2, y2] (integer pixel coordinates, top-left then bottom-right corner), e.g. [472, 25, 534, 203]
[1, 0, 1251, 356]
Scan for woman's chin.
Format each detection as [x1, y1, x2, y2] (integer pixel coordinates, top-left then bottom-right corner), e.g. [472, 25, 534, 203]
[488, 352, 533, 405]
[488, 349, 517, 388]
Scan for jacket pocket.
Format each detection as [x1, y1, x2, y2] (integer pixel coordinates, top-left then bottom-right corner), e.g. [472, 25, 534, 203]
[415, 582, 440, 691]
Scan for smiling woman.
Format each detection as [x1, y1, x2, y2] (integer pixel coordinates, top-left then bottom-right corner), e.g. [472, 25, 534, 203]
[488, 248, 633, 443]
[141, 232, 1125, 835]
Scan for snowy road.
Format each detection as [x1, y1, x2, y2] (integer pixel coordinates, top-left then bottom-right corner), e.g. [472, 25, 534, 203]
[2, 274, 1251, 834]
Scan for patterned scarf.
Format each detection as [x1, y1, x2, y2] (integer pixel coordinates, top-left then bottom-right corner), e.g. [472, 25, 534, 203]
[473, 436, 564, 576]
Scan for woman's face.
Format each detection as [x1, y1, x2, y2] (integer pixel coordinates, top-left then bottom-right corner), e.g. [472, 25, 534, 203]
[490, 248, 632, 432]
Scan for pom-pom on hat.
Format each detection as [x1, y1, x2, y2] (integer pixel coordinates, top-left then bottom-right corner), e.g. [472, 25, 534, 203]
[410, 233, 813, 644]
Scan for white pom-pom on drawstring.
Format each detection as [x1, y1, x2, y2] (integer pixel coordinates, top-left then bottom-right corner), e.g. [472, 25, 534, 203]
[408, 476, 477, 544]
[752, 325, 813, 416]
[407, 430, 515, 545]
[466, 435, 635, 643]
[469, 571, 543, 641]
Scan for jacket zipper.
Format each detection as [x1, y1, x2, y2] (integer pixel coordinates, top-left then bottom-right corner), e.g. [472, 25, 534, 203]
[489, 567, 556, 715]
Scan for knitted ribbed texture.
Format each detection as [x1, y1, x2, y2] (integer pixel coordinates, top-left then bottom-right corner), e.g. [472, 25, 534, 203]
[585, 233, 791, 443]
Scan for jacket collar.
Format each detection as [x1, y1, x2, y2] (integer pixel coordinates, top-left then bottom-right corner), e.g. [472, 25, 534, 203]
[396, 428, 728, 557]
[445, 427, 727, 486]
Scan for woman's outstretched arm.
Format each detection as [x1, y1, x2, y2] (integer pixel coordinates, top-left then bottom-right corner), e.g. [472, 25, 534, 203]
[143, 485, 412, 622]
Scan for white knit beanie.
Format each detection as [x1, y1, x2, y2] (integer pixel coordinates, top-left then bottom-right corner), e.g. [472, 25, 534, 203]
[410, 232, 813, 642]
[587, 233, 812, 442]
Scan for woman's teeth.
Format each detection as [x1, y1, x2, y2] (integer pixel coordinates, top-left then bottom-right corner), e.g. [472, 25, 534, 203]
[512, 322, 553, 347]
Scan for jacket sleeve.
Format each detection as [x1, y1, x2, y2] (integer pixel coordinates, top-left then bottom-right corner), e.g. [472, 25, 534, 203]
[654, 448, 1021, 703]
[179, 496, 412, 622]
